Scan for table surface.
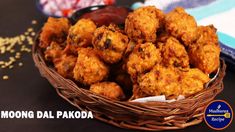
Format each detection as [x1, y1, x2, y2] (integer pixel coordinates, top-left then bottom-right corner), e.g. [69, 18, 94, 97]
[0, 0, 234, 132]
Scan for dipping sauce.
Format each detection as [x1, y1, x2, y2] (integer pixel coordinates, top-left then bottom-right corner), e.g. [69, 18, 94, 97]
[80, 6, 131, 26]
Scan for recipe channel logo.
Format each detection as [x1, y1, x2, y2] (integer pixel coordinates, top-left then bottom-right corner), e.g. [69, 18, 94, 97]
[204, 100, 233, 130]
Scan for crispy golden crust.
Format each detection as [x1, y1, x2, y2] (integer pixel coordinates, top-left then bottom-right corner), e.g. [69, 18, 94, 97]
[126, 42, 161, 80]
[161, 37, 189, 68]
[188, 25, 220, 74]
[40, 17, 70, 49]
[73, 48, 109, 85]
[54, 54, 77, 79]
[40, 6, 221, 100]
[44, 41, 63, 62]
[165, 7, 197, 46]
[92, 24, 129, 64]
[137, 65, 181, 98]
[67, 19, 96, 53]
[134, 66, 210, 99]
[90, 82, 125, 100]
[62, 43, 76, 55]
[196, 25, 218, 45]
[180, 68, 210, 96]
[189, 43, 220, 74]
[125, 6, 164, 43]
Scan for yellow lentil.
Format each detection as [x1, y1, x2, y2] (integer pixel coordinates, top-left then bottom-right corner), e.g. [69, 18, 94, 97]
[18, 62, 23, 67]
[2, 75, 9, 80]
[0, 20, 37, 73]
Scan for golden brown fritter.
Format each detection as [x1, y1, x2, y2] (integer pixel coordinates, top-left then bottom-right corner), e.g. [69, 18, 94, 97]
[134, 66, 210, 99]
[90, 82, 125, 100]
[92, 24, 129, 64]
[188, 24, 220, 74]
[39, 6, 220, 100]
[137, 65, 181, 98]
[196, 25, 218, 45]
[125, 6, 164, 43]
[54, 54, 77, 79]
[44, 41, 63, 62]
[160, 37, 189, 68]
[126, 42, 161, 80]
[189, 43, 220, 74]
[73, 48, 109, 85]
[165, 7, 197, 46]
[67, 19, 96, 53]
[180, 68, 210, 96]
[62, 43, 76, 55]
[40, 17, 70, 49]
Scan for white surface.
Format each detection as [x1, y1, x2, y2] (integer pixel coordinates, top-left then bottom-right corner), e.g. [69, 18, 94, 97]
[197, 8, 235, 38]
[144, 0, 180, 10]
[131, 95, 185, 103]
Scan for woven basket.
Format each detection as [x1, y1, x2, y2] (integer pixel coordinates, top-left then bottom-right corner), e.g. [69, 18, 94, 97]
[32, 34, 226, 131]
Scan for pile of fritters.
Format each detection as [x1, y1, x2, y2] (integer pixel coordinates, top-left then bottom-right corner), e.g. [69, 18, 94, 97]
[39, 6, 220, 101]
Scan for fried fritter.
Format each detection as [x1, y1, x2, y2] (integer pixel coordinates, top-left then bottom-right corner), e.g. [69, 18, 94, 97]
[125, 6, 164, 43]
[165, 7, 197, 46]
[90, 82, 125, 100]
[188, 24, 220, 74]
[67, 19, 96, 53]
[54, 54, 77, 79]
[126, 42, 161, 80]
[196, 25, 218, 45]
[92, 24, 129, 64]
[189, 43, 220, 74]
[180, 68, 210, 96]
[39, 6, 220, 100]
[134, 65, 210, 99]
[137, 65, 181, 98]
[73, 48, 109, 85]
[40, 17, 70, 49]
[44, 41, 63, 62]
[160, 37, 189, 68]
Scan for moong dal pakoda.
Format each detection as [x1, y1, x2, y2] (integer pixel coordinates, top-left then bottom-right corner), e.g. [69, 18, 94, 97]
[39, 6, 220, 101]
